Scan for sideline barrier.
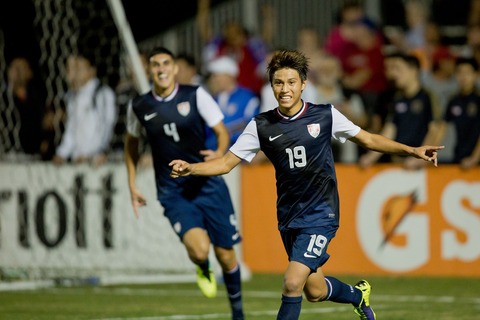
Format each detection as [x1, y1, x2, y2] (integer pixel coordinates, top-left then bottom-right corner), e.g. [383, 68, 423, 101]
[241, 163, 480, 277]
[0, 163, 242, 282]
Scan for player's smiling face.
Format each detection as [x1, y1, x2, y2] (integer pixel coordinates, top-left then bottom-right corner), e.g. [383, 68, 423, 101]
[271, 68, 306, 116]
[149, 53, 178, 96]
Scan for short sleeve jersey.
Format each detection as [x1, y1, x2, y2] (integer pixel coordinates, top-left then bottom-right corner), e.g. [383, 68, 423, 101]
[230, 102, 360, 231]
[444, 91, 480, 162]
[127, 84, 225, 198]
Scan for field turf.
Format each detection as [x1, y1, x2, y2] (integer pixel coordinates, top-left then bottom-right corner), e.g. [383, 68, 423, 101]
[1, 274, 479, 319]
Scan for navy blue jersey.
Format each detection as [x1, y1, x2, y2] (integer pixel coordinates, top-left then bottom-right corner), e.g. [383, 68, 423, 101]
[391, 88, 435, 147]
[231, 102, 360, 231]
[444, 91, 480, 162]
[130, 84, 225, 199]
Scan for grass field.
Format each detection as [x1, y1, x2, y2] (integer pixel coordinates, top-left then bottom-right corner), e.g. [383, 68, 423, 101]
[1, 273, 479, 320]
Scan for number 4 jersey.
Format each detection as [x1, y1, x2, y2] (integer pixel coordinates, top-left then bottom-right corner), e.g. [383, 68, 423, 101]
[230, 102, 360, 231]
[126, 84, 226, 197]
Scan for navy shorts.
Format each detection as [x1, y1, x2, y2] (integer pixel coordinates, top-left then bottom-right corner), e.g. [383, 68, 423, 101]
[280, 225, 338, 272]
[159, 177, 241, 248]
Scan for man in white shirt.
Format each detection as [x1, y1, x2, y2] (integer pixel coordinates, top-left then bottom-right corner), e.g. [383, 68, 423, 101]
[53, 54, 116, 165]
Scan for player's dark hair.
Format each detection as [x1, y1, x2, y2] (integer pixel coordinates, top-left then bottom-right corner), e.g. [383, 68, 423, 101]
[148, 47, 175, 60]
[267, 50, 309, 84]
[455, 56, 479, 71]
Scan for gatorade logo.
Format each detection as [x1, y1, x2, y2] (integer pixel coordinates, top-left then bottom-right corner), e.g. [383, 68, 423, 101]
[356, 169, 480, 272]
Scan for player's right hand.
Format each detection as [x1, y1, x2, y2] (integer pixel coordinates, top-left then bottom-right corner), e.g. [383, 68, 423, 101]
[130, 189, 147, 218]
[169, 160, 192, 178]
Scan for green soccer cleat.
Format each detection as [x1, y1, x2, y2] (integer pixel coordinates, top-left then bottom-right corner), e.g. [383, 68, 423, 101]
[353, 280, 376, 320]
[196, 266, 217, 298]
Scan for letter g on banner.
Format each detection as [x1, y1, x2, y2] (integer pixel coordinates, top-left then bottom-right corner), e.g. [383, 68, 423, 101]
[357, 169, 428, 272]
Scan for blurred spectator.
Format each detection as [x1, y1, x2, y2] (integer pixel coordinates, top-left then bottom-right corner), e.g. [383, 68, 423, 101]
[197, 0, 273, 94]
[421, 50, 458, 111]
[112, 52, 149, 158]
[387, 0, 429, 53]
[3, 57, 46, 158]
[296, 25, 325, 81]
[435, 57, 480, 169]
[324, 0, 363, 59]
[175, 53, 203, 85]
[404, 0, 429, 50]
[311, 54, 367, 162]
[410, 21, 454, 72]
[40, 99, 66, 161]
[359, 53, 441, 169]
[459, 23, 480, 58]
[204, 56, 260, 149]
[370, 53, 398, 134]
[341, 17, 387, 120]
[421, 49, 458, 162]
[53, 53, 116, 166]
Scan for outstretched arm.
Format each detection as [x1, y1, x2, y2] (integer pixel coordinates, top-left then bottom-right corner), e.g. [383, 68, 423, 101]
[351, 129, 444, 167]
[358, 122, 396, 168]
[170, 151, 242, 178]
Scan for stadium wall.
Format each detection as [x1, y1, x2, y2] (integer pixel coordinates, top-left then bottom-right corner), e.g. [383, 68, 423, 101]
[241, 164, 480, 277]
[0, 162, 241, 283]
[1, 163, 479, 281]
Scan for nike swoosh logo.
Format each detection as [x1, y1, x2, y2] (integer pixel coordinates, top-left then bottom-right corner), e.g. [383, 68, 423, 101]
[304, 252, 317, 258]
[144, 113, 157, 121]
[269, 134, 283, 141]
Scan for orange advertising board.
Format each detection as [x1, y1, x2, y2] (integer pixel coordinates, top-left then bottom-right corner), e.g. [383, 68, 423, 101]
[241, 164, 480, 277]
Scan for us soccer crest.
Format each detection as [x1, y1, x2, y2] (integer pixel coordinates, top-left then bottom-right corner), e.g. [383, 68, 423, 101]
[307, 123, 320, 138]
[177, 102, 190, 116]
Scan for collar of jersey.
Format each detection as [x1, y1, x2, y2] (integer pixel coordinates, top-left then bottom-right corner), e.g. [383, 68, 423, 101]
[275, 100, 307, 121]
[152, 83, 179, 102]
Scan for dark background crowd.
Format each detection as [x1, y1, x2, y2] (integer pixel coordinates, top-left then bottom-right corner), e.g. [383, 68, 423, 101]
[0, 0, 479, 169]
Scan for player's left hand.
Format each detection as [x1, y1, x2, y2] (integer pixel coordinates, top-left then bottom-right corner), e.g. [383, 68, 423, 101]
[169, 160, 192, 178]
[412, 145, 445, 167]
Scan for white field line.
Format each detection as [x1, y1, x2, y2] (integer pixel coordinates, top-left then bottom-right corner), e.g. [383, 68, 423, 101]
[93, 306, 355, 320]
[87, 288, 480, 320]
[55, 287, 480, 304]
[16, 286, 480, 305]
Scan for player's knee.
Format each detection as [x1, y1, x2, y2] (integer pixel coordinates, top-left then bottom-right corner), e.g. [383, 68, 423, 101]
[282, 277, 304, 296]
[183, 229, 210, 263]
[214, 247, 236, 268]
[186, 244, 210, 264]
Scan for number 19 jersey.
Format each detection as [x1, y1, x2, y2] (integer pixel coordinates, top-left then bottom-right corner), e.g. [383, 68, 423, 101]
[230, 102, 360, 231]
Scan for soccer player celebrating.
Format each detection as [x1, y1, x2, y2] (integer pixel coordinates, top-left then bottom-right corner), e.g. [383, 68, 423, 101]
[125, 47, 244, 320]
[170, 50, 444, 320]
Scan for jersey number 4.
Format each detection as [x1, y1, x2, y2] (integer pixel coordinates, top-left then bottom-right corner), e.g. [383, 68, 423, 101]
[163, 123, 180, 142]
